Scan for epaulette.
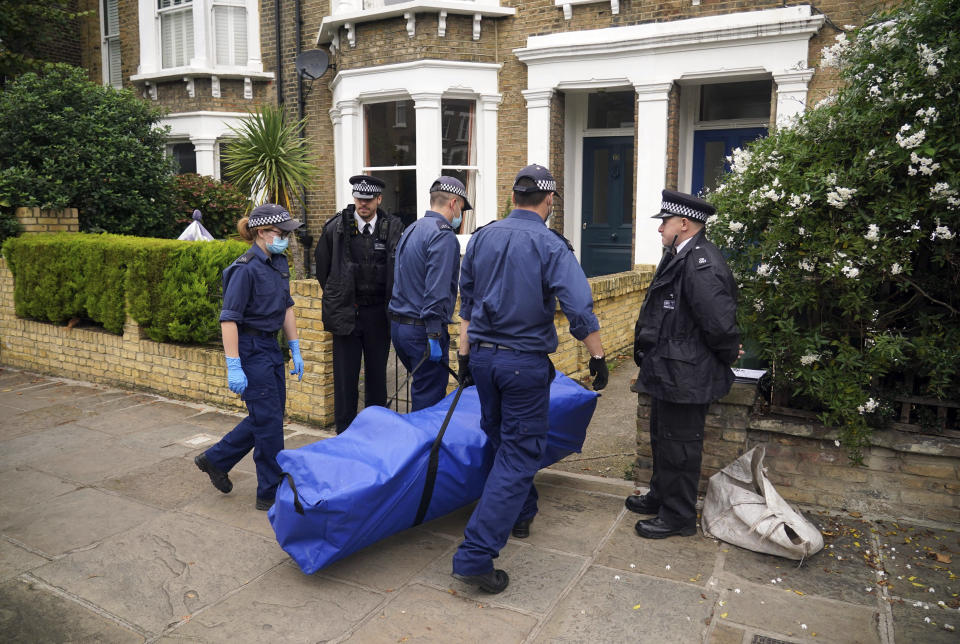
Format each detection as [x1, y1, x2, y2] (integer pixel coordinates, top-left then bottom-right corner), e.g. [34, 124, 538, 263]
[691, 245, 712, 270]
[550, 228, 575, 252]
[436, 219, 454, 232]
[234, 247, 257, 264]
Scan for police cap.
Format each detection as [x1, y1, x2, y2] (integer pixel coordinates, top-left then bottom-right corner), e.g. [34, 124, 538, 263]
[350, 174, 385, 199]
[651, 189, 715, 224]
[248, 203, 303, 232]
[429, 176, 473, 211]
[512, 164, 560, 198]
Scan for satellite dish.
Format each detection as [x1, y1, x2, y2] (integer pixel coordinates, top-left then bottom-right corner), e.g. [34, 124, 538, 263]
[295, 49, 330, 81]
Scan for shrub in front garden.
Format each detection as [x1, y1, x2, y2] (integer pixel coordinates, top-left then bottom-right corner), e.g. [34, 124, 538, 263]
[170, 174, 249, 240]
[708, 0, 959, 460]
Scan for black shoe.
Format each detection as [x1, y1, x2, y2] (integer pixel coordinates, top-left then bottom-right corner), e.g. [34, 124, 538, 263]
[194, 454, 232, 494]
[255, 497, 273, 511]
[452, 569, 510, 594]
[635, 517, 697, 539]
[625, 494, 660, 515]
[512, 517, 533, 539]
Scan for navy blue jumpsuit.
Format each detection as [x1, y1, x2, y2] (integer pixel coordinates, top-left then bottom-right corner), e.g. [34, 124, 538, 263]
[452, 209, 600, 576]
[204, 244, 293, 502]
[389, 211, 460, 410]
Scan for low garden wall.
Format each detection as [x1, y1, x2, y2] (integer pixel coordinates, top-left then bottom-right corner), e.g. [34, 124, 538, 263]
[634, 383, 960, 524]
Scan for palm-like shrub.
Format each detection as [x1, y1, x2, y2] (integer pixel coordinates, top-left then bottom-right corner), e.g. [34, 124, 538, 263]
[708, 0, 959, 460]
[222, 104, 313, 213]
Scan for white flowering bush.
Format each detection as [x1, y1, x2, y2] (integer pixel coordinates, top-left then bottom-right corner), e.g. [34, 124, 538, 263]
[708, 0, 959, 460]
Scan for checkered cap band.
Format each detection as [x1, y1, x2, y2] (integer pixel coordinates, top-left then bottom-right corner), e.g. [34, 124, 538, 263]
[352, 179, 382, 195]
[249, 208, 292, 228]
[535, 179, 557, 193]
[431, 182, 466, 198]
[661, 199, 708, 222]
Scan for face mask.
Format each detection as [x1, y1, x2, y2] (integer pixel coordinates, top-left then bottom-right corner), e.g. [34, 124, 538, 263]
[266, 236, 288, 254]
[452, 212, 462, 230]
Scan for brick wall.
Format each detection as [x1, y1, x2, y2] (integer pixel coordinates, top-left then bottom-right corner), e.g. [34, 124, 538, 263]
[14, 208, 80, 234]
[0, 258, 335, 427]
[634, 385, 960, 524]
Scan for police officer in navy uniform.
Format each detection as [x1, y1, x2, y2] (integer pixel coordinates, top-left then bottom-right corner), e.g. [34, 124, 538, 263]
[389, 176, 468, 410]
[451, 164, 609, 594]
[194, 204, 305, 511]
[314, 175, 405, 433]
[627, 189, 740, 538]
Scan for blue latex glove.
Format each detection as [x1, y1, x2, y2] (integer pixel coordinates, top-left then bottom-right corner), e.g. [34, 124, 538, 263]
[288, 339, 304, 381]
[225, 356, 247, 394]
[427, 336, 443, 362]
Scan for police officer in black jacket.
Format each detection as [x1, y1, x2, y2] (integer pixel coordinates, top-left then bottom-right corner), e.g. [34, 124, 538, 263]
[627, 189, 740, 539]
[315, 175, 405, 433]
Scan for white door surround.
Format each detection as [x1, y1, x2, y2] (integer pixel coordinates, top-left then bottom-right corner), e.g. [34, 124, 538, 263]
[515, 5, 824, 266]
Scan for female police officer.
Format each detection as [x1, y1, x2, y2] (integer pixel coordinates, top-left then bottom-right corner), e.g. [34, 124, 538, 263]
[194, 203, 305, 511]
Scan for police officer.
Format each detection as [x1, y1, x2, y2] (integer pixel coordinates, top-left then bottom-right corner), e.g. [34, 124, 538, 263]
[315, 175, 405, 433]
[451, 164, 609, 594]
[627, 189, 740, 538]
[194, 204, 305, 511]
[389, 176, 468, 410]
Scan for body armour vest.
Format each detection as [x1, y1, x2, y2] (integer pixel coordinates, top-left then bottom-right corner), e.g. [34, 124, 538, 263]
[348, 222, 389, 305]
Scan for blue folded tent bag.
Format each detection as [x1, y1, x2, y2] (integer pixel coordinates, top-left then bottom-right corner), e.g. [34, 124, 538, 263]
[268, 372, 599, 574]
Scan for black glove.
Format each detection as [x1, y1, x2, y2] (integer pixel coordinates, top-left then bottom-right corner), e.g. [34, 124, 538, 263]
[458, 353, 474, 388]
[589, 356, 609, 391]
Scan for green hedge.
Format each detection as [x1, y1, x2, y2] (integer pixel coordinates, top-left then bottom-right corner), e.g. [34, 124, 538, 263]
[2, 233, 250, 343]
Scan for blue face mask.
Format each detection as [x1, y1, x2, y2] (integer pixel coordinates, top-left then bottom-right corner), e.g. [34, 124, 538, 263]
[266, 236, 288, 254]
[452, 212, 462, 230]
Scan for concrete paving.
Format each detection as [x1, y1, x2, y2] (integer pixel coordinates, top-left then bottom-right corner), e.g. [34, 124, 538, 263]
[1, 364, 958, 643]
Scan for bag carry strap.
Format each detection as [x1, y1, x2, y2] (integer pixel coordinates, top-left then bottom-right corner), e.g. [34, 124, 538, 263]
[413, 362, 464, 526]
[385, 351, 430, 408]
[281, 472, 305, 516]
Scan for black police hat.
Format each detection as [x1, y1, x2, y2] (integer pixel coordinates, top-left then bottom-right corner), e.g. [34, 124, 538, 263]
[248, 203, 303, 232]
[429, 176, 473, 211]
[512, 164, 560, 198]
[350, 174, 385, 199]
[651, 189, 715, 224]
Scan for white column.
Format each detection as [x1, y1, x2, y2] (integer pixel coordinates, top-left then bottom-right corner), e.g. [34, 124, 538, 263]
[522, 88, 554, 166]
[192, 138, 217, 177]
[634, 82, 672, 267]
[334, 99, 361, 208]
[190, 0, 210, 68]
[773, 69, 815, 127]
[412, 92, 443, 218]
[329, 106, 344, 208]
[476, 93, 502, 227]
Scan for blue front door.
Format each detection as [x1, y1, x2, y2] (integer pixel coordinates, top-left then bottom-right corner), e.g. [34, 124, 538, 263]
[581, 136, 633, 278]
[691, 127, 767, 196]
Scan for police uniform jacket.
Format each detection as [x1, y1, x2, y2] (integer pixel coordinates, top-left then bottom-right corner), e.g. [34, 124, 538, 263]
[460, 209, 600, 353]
[633, 229, 740, 405]
[389, 211, 460, 336]
[220, 244, 294, 331]
[314, 204, 404, 335]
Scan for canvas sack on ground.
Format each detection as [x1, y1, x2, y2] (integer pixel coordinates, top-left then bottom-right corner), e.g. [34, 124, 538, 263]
[701, 445, 824, 560]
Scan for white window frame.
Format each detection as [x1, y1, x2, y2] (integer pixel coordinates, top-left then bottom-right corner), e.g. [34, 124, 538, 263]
[330, 60, 501, 249]
[100, 0, 122, 88]
[133, 0, 269, 85]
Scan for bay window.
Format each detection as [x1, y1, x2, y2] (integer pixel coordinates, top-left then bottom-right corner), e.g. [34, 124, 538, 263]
[159, 0, 194, 69]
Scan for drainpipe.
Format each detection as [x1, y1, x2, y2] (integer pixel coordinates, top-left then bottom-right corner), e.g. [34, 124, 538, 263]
[274, 0, 283, 106]
[294, 0, 314, 275]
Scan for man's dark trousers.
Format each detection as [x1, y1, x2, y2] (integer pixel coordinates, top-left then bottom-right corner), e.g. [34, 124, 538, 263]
[648, 397, 710, 527]
[391, 322, 450, 411]
[452, 345, 550, 575]
[332, 303, 390, 432]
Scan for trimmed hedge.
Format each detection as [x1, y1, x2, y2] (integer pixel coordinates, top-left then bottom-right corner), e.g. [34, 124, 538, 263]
[2, 234, 250, 343]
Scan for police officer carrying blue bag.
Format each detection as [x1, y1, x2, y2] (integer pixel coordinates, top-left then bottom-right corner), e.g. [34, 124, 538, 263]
[194, 204, 305, 512]
[451, 164, 609, 594]
[314, 175, 405, 432]
[626, 190, 740, 539]
[389, 176, 468, 410]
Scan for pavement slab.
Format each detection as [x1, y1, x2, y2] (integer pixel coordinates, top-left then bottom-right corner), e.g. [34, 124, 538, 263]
[721, 578, 881, 644]
[0, 577, 144, 643]
[533, 564, 717, 643]
[889, 597, 959, 643]
[161, 561, 385, 642]
[181, 473, 275, 540]
[0, 381, 106, 411]
[0, 403, 86, 440]
[27, 434, 161, 485]
[100, 455, 210, 511]
[0, 540, 49, 582]
[343, 583, 538, 643]
[0, 423, 107, 473]
[0, 466, 78, 519]
[73, 400, 203, 435]
[0, 487, 162, 557]
[522, 483, 623, 556]
[875, 521, 959, 606]
[32, 512, 288, 635]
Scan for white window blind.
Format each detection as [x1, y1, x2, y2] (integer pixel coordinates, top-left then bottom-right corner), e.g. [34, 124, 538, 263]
[103, 0, 121, 86]
[159, 0, 194, 68]
[213, 4, 247, 66]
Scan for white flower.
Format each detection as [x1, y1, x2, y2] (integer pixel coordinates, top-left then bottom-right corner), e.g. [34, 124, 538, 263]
[864, 224, 880, 242]
[800, 353, 820, 365]
[728, 221, 744, 233]
[834, 440, 841, 447]
[890, 263, 903, 275]
[798, 226, 806, 236]
[926, 64, 940, 77]
[842, 265, 860, 279]
[857, 398, 879, 414]
[896, 125, 926, 149]
[754, 300, 764, 312]
[916, 107, 939, 124]
[828, 187, 858, 208]
[799, 259, 815, 272]
[729, 147, 753, 174]
[866, 149, 876, 159]
[868, 85, 882, 97]
[757, 264, 773, 277]
[931, 224, 955, 241]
